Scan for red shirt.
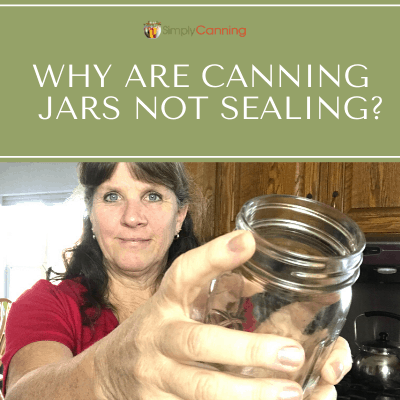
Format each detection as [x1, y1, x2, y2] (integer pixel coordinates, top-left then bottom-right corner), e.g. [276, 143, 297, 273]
[2, 279, 119, 395]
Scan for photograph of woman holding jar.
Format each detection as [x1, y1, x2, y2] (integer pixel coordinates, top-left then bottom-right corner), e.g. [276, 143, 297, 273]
[1, 162, 353, 400]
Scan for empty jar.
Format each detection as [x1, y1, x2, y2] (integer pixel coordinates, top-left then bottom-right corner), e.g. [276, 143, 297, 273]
[204, 194, 365, 399]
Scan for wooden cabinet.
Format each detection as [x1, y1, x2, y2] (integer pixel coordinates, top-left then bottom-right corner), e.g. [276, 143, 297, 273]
[184, 163, 217, 243]
[319, 163, 400, 234]
[185, 162, 319, 239]
[213, 162, 321, 236]
[186, 162, 400, 241]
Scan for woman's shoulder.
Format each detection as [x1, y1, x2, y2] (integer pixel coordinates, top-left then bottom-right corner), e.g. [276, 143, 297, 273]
[16, 278, 87, 306]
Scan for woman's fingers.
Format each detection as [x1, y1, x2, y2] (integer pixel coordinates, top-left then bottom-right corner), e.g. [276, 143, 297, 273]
[160, 230, 256, 309]
[309, 380, 337, 400]
[320, 337, 352, 384]
[162, 362, 303, 400]
[153, 230, 351, 400]
[158, 320, 305, 373]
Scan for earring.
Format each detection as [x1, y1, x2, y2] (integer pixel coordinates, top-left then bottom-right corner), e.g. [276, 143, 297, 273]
[92, 229, 96, 240]
[174, 233, 180, 239]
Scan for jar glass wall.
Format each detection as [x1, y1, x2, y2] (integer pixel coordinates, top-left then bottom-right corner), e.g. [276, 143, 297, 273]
[204, 195, 365, 399]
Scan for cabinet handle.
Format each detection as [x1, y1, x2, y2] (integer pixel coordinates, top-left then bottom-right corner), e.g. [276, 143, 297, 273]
[306, 193, 313, 199]
[331, 191, 339, 208]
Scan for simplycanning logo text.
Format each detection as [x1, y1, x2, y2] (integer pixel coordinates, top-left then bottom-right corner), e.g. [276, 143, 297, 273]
[163, 25, 247, 37]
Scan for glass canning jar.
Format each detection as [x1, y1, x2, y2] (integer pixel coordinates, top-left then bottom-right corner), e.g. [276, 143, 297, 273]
[204, 194, 365, 399]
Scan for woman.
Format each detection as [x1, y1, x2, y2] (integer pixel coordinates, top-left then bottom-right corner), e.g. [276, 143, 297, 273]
[2, 162, 351, 400]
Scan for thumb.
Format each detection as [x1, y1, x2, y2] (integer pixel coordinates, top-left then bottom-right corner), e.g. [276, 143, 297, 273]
[159, 230, 256, 310]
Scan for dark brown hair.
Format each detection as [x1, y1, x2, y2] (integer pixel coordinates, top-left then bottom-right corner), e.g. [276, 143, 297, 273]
[60, 162, 199, 326]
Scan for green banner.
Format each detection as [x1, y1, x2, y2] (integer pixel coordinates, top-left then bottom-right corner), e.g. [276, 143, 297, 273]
[0, 3, 398, 159]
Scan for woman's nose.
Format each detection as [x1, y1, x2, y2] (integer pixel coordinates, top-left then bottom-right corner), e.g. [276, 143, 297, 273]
[120, 200, 148, 227]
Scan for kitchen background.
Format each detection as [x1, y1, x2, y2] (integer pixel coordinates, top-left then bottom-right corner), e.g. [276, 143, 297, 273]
[183, 162, 400, 356]
[1, 162, 400, 357]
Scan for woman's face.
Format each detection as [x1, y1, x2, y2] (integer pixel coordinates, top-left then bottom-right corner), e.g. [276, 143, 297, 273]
[90, 163, 188, 278]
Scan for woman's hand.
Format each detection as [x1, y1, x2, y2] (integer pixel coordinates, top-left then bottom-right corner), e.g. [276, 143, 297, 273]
[311, 336, 353, 400]
[94, 230, 352, 400]
[94, 231, 305, 400]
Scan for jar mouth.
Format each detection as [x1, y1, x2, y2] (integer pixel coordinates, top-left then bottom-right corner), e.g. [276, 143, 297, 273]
[236, 194, 366, 263]
[236, 194, 365, 291]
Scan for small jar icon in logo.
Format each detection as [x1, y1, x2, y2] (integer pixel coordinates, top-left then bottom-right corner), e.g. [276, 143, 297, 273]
[144, 21, 162, 39]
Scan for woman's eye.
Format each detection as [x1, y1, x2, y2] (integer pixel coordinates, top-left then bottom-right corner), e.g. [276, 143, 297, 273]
[147, 192, 162, 202]
[104, 192, 120, 202]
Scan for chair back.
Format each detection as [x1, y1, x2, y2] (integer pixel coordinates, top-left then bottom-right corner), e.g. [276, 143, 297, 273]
[0, 299, 12, 359]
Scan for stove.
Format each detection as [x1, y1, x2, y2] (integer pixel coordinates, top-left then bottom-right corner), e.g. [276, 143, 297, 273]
[335, 372, 400, 400]
[334, 236, 400, 400]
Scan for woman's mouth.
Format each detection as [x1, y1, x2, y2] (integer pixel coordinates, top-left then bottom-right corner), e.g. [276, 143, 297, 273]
[117, 237, 151, 248]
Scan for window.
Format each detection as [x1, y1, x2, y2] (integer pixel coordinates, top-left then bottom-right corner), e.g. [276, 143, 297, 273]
[0, 194, 85, 301]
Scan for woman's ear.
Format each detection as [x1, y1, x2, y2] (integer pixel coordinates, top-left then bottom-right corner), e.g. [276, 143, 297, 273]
[176, 204, 189, 231]
[89, 209, 96, 233]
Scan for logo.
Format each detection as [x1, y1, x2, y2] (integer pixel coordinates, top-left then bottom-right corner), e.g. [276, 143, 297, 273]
[144, 21, 162, 39]
[162, 25, 246, 38]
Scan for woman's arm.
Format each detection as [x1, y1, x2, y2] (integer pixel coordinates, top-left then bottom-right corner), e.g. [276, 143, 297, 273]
[6, 231, 350, 400]
[6, 340, 99, 399]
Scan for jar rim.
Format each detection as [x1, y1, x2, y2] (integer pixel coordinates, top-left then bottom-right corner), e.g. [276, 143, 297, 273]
[236, 194, 366, 262]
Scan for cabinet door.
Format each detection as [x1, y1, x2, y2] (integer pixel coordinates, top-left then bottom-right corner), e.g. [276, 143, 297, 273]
[214, 162, 320, 236]
[184, 162, 217, 243]
[343, 163, 400, 233]
[318, 163, 345, 210]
